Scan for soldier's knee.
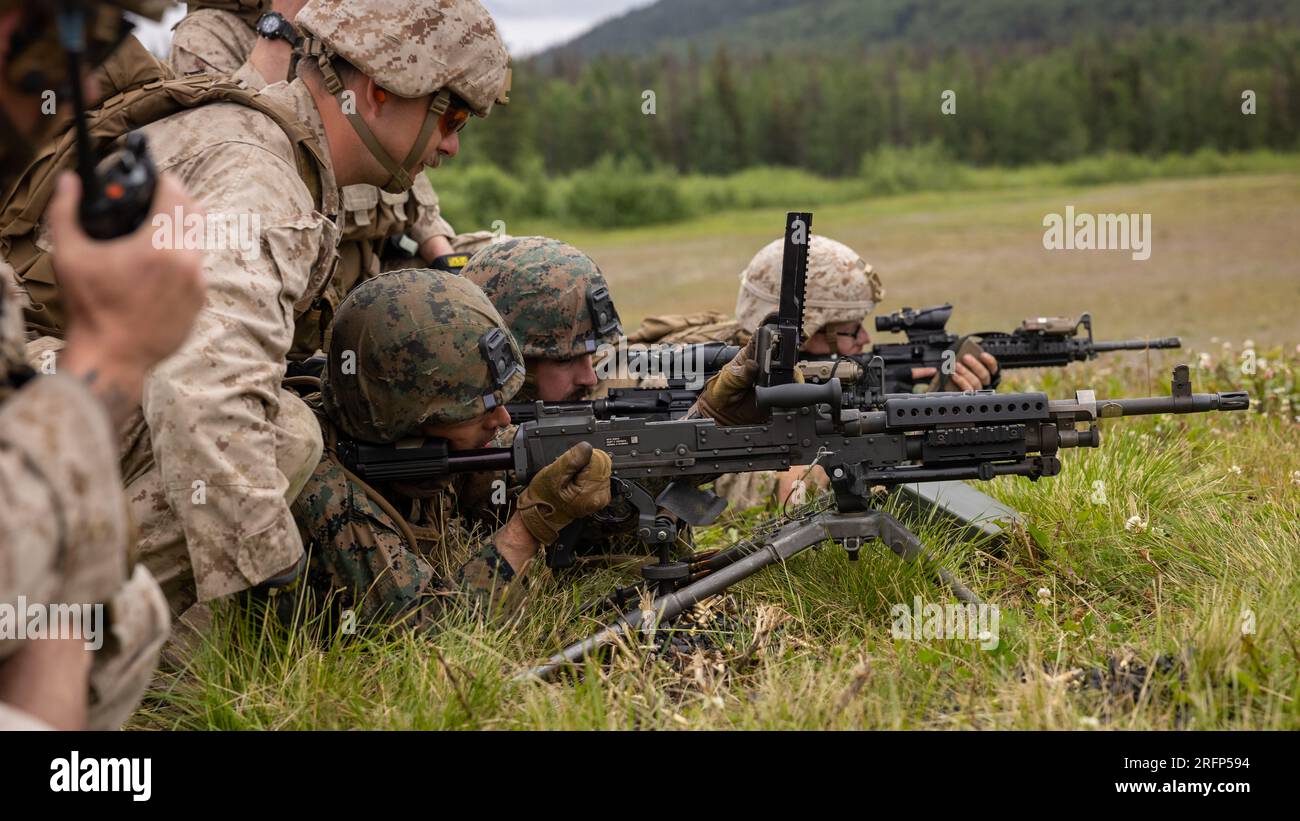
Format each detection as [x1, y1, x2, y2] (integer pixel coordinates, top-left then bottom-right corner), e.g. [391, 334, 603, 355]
[276, 389, 324, 503]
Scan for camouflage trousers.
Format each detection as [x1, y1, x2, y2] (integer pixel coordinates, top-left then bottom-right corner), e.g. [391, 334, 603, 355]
[125, 389, 323, 617]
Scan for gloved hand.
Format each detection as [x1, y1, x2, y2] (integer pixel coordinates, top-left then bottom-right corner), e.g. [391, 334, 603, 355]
[694, 336, 803, 426]
[925, 337, 1001, 392]
[517, 441, 612, 545]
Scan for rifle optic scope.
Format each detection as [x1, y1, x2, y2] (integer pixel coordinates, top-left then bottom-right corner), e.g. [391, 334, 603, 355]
[875, 304, 953, 334]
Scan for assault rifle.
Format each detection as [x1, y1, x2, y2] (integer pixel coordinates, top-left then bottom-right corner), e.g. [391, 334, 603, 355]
[335, 213, 1248, 680]
[822, 304, 1183, 393]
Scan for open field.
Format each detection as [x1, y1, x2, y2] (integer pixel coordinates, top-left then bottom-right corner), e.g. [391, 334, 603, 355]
[537, 171, 1300, 348]
[137, 173, 1299, 730]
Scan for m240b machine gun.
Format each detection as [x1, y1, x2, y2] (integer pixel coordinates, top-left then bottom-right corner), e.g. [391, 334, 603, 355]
[337, 214, 1247, 681]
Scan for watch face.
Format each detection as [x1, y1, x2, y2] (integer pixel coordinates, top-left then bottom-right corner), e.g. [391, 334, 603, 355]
[258, 15, 280, 36]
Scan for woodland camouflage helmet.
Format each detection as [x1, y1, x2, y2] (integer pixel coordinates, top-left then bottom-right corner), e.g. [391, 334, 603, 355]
[736, 235, 885, 337]
[322, 268, 524, 444]
[462, 237, 623, 361]
[295, 0, 511, 194]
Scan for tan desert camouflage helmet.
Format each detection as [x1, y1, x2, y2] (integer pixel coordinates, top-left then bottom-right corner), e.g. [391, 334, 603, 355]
[322, 268, 525, 444]
[735, 235, 885, 337]
[294, 0, 511, 194]
[461, 237, 623, 361]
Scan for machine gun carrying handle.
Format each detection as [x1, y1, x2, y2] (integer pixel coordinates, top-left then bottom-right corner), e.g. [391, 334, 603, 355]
[755, 379, 843, 422]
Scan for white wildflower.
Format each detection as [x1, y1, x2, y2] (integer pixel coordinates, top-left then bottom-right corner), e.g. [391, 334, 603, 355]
[1036, 587, 1052, 602]
[1079, 716, 1101, 729]
[1291, 470, 1300, 486]
[1229, 464, 1243, 476]
[1197, 352, 1213, 369]
[1124, 514, 1149, 533]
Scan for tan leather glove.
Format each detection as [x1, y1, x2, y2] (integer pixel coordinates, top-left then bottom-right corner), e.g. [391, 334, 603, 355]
[517, 442, 613, 545]
[694, 337, 803, 426]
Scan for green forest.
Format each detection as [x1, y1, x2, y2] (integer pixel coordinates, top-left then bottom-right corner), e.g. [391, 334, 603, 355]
[436, 2, 1300, 230]
[553, 0, 1300, 60]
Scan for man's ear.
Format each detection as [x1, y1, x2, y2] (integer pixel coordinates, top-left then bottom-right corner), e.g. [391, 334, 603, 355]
[361, 76, 386, 116]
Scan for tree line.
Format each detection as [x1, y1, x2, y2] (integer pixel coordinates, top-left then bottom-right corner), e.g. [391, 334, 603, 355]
[471, 26, 1300, 178]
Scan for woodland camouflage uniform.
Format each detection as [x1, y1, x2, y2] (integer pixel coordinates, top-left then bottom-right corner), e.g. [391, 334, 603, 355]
[292, 269, 528, 630]
[462, 236, 623, 402]
[463, 238, 692, 560]
[168, 2, 463, 361]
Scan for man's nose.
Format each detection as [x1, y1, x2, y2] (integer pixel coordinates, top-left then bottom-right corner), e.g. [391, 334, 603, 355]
[436, 129, 460, 160]
[575, 355, 598, 386]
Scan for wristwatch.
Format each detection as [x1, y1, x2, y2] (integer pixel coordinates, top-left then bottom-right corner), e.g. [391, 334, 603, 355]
[254, 11, 301, 47]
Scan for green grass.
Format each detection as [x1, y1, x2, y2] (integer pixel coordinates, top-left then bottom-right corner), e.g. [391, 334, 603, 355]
[136, 346, 1300, 730]
[132, 165, 1300, 730]
[435, 148, 1300, 233]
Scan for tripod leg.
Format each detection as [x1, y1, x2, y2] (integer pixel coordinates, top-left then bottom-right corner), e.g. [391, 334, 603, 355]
[873, 511, 982, 605]
[520, 515, 839, 682]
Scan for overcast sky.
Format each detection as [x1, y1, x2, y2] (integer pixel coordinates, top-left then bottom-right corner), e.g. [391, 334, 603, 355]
[132, 2, 655, 59]
[482, 0, 655, 56]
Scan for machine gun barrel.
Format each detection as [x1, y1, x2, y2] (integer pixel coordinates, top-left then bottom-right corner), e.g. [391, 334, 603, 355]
[1091, 337, 1182, 353]
[1094, 391, 1250, 417]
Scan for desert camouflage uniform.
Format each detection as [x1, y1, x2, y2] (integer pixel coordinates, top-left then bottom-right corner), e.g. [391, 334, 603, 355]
[112, 0, 510, 613]
[169, 6, 261, 80]
[168, 3, 459, 360]
[0, 268, 169, 731]
[633, 236, 885, 512]
[293, 269, 528, 628]
[104, 76, 339, 614]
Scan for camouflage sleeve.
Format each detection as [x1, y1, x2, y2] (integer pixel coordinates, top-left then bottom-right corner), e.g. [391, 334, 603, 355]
[0, 374, 129, 660]
[140, 134, 333, 602]
[293, 457, 528, 631]
[405, 174, 455, 245]
[168, 8, 256, 76]
[447, 537, 529, 620]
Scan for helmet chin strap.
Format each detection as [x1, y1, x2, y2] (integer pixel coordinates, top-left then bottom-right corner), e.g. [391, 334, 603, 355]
[303, 39, 448, 194]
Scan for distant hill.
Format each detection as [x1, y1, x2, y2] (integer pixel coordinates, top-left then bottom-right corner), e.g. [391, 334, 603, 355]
[541, 0, 1300, 62]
